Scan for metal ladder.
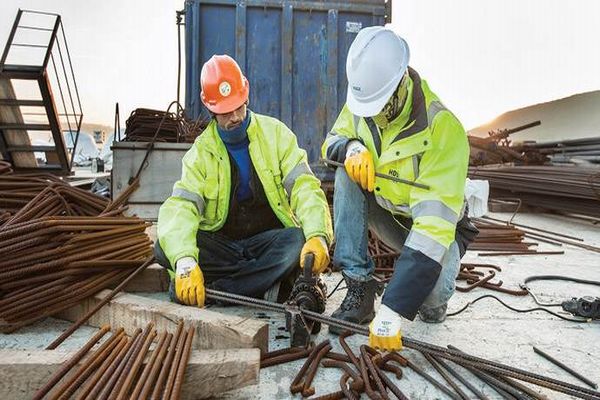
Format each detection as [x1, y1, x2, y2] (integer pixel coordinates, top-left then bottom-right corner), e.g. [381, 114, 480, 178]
[0, 9, 83, 175]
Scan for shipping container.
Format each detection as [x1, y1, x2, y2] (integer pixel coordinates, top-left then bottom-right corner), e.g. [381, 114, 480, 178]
[184, 0, 390, 175]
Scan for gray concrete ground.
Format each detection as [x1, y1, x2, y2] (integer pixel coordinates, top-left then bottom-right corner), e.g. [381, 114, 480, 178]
[1, 212, 599, 399]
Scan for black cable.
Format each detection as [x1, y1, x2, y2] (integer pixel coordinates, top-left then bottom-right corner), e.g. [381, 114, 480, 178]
[523, 275, 600, 287]
[522, 275, 600, 307]
[447, 294, 591, 323]
[327, 278, 346, 299]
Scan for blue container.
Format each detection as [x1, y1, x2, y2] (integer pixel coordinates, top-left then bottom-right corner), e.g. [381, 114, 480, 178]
[184, 0, 389, 175]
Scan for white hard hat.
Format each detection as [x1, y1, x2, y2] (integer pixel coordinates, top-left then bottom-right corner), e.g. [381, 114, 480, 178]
[346, 26, 410, 117]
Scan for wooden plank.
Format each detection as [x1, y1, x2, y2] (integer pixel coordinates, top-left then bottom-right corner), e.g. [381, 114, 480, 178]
[0, 348, 259, 399]
[56, 290, 269, 353]
[0, 78, 37, 167]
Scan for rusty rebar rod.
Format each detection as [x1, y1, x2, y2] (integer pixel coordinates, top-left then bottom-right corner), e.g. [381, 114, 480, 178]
[169, 326, 195, 400]
[96, 328, 143, 400]
[46, 255, 155, 349]
[290, 340, 331, 394]
[423, 352, 470, 400]
[115, 324, 157, 399]
[161, 323, 188, 400]
[137, 333, 173, 400]
[533, 347, 597, 389]
[31, 325, 111, 400]
[130, 331, 169, 400]
[302, 343, 333, 397]
[75, 336, 129, 400]
[150, 322, 184, 400]
[55, 333, 126, 400]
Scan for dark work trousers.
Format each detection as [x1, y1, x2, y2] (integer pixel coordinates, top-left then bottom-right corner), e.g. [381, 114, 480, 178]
[154, 227, 305, 302]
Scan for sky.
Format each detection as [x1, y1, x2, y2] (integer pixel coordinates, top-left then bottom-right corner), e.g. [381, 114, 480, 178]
[1, 0, 599, 130]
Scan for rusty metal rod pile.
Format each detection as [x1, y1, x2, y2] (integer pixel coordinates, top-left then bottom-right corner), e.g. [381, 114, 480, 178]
[208, 288, 600, 399]
[469, 220, 533, 252]
[457, 263, 528, 296]
[260, 331, 595, 399]
[123, 107, 207, 143]
[469, 165, 600, 218]
[0, 176, 152, 333]
[479, 215, 600, 254]
[0, 175, 122, 221]
[33, 321, 195, 400]
[516, 136, 600, 165]
[0, 215, 152, 332]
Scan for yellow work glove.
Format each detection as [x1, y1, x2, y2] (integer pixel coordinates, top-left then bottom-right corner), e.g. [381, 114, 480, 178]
[369, 304, 403, 351]
[344, 141, 375, 192]
[300, 236, 330, 274]
[175, 257, 205, 307]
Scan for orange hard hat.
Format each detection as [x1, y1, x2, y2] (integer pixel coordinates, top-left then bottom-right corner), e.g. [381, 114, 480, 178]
[200, 55, 249, 114]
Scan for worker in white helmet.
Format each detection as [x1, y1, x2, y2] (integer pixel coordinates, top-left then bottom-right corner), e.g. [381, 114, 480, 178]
[322, 27, 477, 350]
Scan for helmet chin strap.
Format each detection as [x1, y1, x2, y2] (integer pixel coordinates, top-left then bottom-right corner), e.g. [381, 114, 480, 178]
[372, 72, 409, 129]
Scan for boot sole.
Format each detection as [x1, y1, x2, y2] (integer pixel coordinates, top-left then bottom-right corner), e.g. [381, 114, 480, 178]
[327, 311, 376, 336]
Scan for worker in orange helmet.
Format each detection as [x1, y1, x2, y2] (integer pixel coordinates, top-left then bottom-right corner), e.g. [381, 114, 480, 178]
[156, 55, 333, 307]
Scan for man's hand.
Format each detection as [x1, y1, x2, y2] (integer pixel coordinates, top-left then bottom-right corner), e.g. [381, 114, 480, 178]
[369, 304, 403, 351]
[344, 141, 375, 192]
[175, 257, 205, 307]
[300, 236, 330, 274]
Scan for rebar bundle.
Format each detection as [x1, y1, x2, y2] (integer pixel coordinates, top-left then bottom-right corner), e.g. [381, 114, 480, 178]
[470, 220, 534, 252]
[517, 136, 600, 165]
[0, 175, 152, 332]
[0, 175, 107, 221]
[34, 321, 195, 400]
[123, 108, 207, 143]
[469, 165, 600, 217]
[0, 215, 153, 333]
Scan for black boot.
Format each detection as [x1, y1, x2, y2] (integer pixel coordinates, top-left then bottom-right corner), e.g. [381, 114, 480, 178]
[329, 272, 379, 335]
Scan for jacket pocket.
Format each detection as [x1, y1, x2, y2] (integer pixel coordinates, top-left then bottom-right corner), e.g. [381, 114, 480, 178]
[203, 178, 219, 222]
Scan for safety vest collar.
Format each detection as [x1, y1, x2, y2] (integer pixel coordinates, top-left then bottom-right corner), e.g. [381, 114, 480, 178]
[390, 67, 429, 145]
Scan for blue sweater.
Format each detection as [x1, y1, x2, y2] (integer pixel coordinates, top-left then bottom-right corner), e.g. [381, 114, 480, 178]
[217, 114, 252, 202]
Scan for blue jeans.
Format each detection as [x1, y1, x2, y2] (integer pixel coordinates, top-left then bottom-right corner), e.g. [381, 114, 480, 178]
[333, 168, 460, 311]
[155, 227, 304, 301]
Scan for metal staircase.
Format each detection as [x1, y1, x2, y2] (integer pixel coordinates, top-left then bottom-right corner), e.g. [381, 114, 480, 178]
[0, 9, 83, 175]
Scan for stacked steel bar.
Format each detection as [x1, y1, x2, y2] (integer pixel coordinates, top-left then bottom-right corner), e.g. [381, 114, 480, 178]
[123, 108, 207, 143]
[517, 136, 600, 165]
[0, 175, 110, 220]
[470, 219, 536, 252]
[0, 176, 151, 332]
[469, 165, 600, 217]
[0, 215, 152, 332]
[34, 321, 195, 400]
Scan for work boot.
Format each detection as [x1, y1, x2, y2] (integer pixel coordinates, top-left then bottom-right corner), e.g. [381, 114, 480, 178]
[418, 303, 448, 323]
[329, 272, 379, 335]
